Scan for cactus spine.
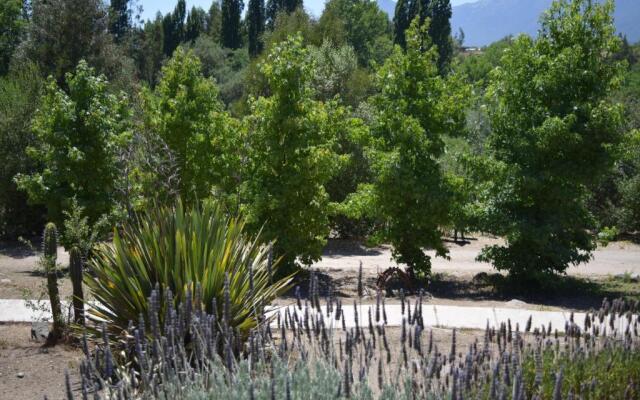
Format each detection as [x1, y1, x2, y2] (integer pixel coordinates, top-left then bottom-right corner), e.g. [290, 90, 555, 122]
[43, 222, 63, 343]
[69, 246, 84, 324]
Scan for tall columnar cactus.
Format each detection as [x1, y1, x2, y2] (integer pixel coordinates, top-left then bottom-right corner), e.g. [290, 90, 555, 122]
[69, 246, 84, 324]
[43, 222, 63, 342]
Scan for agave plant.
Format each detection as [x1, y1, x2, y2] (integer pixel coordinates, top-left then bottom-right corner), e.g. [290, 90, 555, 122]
[84, 199, 292, 338]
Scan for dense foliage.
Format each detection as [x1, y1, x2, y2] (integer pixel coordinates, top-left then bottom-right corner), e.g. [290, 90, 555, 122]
[243, 35, 342, 268]
[141, 48, 241, 206]
[0, 0, 637, 283]
[84, 199, 292, 338]
[247, 0, 265, 57]
[15, 61, 131, 226]
[0, 63, 44, 237]
[393, 0, 453, 73]
[476, 0, 625, 279]
[344, 18, 469, 277]
[0, 0, 25, 75]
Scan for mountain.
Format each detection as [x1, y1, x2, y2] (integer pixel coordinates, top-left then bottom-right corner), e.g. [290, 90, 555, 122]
[451, 0, 640, 47]
[376, 0, 640, 47]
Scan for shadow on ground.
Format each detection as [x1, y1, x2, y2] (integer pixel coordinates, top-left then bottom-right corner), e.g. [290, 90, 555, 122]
[282, 265, 639, 312]
[428, 272, 640, 311]
[0, 239, 37, 259]
[322, 239, 383, 257]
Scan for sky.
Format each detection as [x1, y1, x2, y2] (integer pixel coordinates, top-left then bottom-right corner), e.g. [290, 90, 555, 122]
[138, 0, 478, 22]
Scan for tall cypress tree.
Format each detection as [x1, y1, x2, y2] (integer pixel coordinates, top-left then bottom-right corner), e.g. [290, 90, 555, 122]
[185, 6, 207, 43]
[221, 0, 243, 49]
[265, 0, 281, 28]
[427, 0, 452, 74]
[207, 1, 222, 42]
[247, 0, 265, 57]
[393, 0, 412, 49]
[0, 0, 25, 75]
[109, 0, 131, 43]
[394, 0, 452, 74]
[265, 0, 302, 28]
[162, 0, 186, 56]
[284, 0, 302, 12]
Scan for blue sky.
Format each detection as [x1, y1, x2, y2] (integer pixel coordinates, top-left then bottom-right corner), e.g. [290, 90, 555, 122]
[139, 0, 478, 22]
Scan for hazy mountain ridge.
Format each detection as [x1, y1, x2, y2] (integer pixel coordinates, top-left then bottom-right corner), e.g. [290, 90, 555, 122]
[376, 0, 640, 47]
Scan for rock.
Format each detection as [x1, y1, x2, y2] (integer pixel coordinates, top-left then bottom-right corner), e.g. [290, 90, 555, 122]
[0, 278, 11, 284]
[16, 372, 25, 378]
[31, 321, 49, 341]
[506, 299, 528, 308]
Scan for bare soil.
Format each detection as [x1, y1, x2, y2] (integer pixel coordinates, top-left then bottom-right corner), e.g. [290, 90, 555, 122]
[0, 323, 83, 400]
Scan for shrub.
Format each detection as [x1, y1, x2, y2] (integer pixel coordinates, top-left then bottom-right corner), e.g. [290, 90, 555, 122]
[83, 199, 293, 338]
[68, 291, 640, 399]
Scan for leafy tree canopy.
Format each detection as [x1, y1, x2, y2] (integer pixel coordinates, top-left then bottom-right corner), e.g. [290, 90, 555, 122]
[142, 47, 242, 207]
[15, 61, 131, 225]
[343, 18, 470, 278]
[478, 0, 625, 279]
[243, 34, 346, 268]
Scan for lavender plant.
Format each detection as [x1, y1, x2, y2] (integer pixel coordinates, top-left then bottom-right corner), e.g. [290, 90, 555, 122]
[67, 292, 640, 399]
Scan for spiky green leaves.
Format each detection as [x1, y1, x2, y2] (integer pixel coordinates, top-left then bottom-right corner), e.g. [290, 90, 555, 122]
[84, 199, 293, 338]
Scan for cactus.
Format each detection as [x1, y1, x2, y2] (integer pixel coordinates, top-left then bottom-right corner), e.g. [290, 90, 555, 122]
[69, 246, 84, 324]
[43, 222, 58, 261]
[43, 222, 63, 343]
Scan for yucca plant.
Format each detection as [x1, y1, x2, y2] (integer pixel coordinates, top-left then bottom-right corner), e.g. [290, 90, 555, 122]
[83, 199, 293, 339]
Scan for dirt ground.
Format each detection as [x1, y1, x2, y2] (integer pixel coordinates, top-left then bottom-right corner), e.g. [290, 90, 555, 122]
[0, 323, 83, 400]
[316, 236, 640, 277]
[1, 235, 639, 308]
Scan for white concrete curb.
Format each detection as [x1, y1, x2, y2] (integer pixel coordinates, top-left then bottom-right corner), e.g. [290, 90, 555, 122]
[3, 299, 627, 334]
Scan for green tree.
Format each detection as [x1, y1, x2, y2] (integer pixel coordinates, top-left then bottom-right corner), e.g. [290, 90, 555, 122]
[393, 0, 412, 49]
[616, 131, 640, 233]
[221, 0, 243, 49]
[394, 0, 453, 74]
[266, 0, 303, 27]
[247, 0, 265, 57]
[427, 0, 453, 74]
[343, 18, 469, 278]
[207, 1, 222, 42]
[15, 61, 131, 226]
[135, 14, 165, 85]
[0, 62, 45, 238]
[163, 0, 186, 56]
[262, 8, 317, 51]
[109, 0, 132, 43]
[0, 0, 25, 76]
[185, 6, 208, 43]
[191, 36, 249, 106]
[455, 36, 514, 87]
[309, 40, 359, 102]
[244, 35, 341, 268]
[142, 48, 241, 206]
[25, 0, 123, 83]
[478, 0, 625, 280]
[318, 0, 392, 68]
